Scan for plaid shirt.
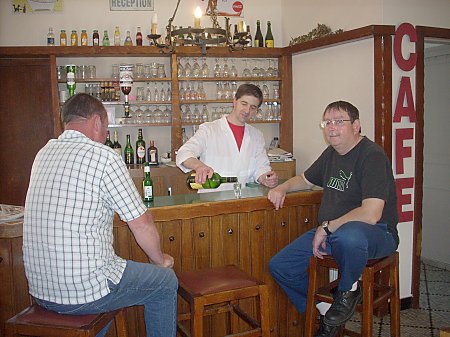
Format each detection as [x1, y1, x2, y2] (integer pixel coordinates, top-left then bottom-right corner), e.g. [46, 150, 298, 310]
[23, 130, 147, 305]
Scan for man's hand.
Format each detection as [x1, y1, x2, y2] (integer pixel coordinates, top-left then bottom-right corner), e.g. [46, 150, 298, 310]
[258, 171, 279, 188]
[156, 253, 175, 268]
[312, 225, 328, 259]
[194, 165, 214, 184]
[267, 184, 288, 210]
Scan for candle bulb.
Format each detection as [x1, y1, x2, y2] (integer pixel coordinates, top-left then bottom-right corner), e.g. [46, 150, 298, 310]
[151, 13, 158, 35]
[194, 6, 202, 29]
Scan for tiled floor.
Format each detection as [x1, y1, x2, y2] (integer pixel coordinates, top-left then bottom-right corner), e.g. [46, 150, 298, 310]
[345, 261, 450, 336]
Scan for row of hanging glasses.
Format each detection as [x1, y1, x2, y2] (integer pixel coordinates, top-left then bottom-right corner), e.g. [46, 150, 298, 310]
[178, 81, 280, 101]
[181, 105, 230, 124]
[121, 105, 172, 124]
[250, 102, 282, 122]
[179, 82, 207, 100]
[181, 102, 280, 124]
[134, 82, 171, 102]
[178, 58, 279, 78]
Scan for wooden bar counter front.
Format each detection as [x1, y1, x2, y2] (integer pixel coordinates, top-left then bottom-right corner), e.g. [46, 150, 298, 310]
[0, 187, 322, 337]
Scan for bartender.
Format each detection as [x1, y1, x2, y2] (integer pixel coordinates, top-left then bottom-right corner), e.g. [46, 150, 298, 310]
[176, 83, 278, 192]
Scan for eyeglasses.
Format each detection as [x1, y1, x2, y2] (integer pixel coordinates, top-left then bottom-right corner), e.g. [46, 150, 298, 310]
[320, 119, 352, 129]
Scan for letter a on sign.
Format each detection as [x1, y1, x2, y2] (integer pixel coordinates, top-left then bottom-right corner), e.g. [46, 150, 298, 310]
[394, 76, 416, 123]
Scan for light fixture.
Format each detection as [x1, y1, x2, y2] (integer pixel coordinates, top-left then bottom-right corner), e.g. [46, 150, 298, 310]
[150, 0, 251, 54]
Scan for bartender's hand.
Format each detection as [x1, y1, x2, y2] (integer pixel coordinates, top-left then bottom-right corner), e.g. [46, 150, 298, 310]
[267, 183, 288, 210]
[194, 164, 214, 184]
[156, 253, 175, 269]
[258, 171, 278, 188]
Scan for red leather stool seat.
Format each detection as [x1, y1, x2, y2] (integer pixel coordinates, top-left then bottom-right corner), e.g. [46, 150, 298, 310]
[5, 303, 127, 337]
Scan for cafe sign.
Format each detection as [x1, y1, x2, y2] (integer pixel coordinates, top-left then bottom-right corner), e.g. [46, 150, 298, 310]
[110, 0, 154, 11]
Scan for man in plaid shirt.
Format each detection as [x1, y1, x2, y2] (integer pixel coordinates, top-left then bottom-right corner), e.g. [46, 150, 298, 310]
[23, 93, 177, 337]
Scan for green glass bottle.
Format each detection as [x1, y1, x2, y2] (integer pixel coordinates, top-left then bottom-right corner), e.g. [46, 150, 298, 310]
[254, 20, 264, 47]
[112, 130, 122, 157]
[142, 162, 154, 202]
[102, 30, 110, 46]
[105, 130, 113, 148]
[186, 172, 238, 190]
[265, 21, 274, 48]
[136, 128, 146, 164]
[124, 134, 134, 165]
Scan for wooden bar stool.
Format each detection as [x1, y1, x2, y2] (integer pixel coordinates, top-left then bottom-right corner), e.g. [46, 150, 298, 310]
[176, 265, 270, 337]
[5, 303, 128, 337]
[304, 252, 400, 337]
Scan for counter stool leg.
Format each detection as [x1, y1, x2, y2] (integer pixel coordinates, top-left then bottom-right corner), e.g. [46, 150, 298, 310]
[361, 269, 374, 337]
[390, 253, 400, 337]
[192, 298, 205, 337]
[259, 284, 270, 337]
[304, 256, 319, 337]
[115, 309, 128, 337]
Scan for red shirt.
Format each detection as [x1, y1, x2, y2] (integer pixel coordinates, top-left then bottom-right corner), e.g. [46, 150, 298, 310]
[227, 119, 245, 151]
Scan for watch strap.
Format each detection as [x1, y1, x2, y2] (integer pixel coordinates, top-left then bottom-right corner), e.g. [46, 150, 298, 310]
[322, 221, 332, 235]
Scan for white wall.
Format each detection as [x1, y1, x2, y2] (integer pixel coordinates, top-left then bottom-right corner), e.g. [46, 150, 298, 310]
[0, 0, 283, 46]
[422, 45, 450, 267]
[292, 40, 374, 173]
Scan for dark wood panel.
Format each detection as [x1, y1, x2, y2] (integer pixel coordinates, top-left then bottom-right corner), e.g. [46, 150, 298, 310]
[0, 58, 57, 205]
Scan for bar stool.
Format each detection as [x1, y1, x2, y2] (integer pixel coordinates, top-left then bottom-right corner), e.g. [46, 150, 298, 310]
[5, 303, 128, 337]
[176, 265, 270, 337]
[304, 252, 400, 337]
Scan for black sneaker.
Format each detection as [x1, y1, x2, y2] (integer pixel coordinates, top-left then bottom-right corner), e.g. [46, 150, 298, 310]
[315, 316, 340, 337]
[324, 281, 362, 326]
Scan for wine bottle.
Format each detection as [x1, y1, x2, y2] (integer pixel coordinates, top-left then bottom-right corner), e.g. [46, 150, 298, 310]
[254, 20, 264, 47]
[124, 134, 134, 164]
[147, 140, 159, 166]
[246, 25, 252, 47]
[186, 172, 238, 190]
[265, 21, 274, 48]
[233, 24, 240, 45]
[136, 129, 146, 164]
[142, 162, 154, 202]
[112, 130, 122, 156]
[105, 130, 113, 148]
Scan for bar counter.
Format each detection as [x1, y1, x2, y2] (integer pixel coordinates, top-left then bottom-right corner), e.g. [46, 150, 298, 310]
[1, 187, 323, 337]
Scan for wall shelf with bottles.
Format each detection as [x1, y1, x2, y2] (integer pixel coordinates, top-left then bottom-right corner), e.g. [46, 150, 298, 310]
[40, 46, 292, 160]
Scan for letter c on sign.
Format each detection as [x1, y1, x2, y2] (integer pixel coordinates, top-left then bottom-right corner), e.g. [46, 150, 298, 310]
[394, 23, 417, 72]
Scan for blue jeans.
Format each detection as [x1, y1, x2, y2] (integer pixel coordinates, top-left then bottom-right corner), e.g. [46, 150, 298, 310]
[34, 260, 178, 337]
[269, 221, 397, 314]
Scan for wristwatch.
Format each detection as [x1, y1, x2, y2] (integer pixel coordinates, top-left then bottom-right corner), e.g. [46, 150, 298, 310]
[322, 221, 332, 235]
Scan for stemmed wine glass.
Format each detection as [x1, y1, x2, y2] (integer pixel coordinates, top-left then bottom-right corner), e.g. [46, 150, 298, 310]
[201, 57, 210, 78]
[213, 58, 221, 77]
[192, 58, 201, 78]
[222, 58, 230, 78]
[252, 59, 260, 77]
[242, 59, 251, 77]
[177, 59, 185, 78]
[262, 82, 270, 99]
[184, 57, 192, 78]
[230, 59, 238, 77]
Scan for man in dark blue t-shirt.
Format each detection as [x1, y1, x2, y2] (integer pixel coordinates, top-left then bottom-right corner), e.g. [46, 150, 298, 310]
[267, 101, 398, 337]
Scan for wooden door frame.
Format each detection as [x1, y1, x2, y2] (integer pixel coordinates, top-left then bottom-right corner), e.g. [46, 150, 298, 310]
[413, 26, 450, 308]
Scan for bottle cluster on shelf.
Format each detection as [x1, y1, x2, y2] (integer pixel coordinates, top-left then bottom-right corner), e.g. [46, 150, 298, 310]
[46, 16, 276, 48]
[105, 129, 160, 166]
